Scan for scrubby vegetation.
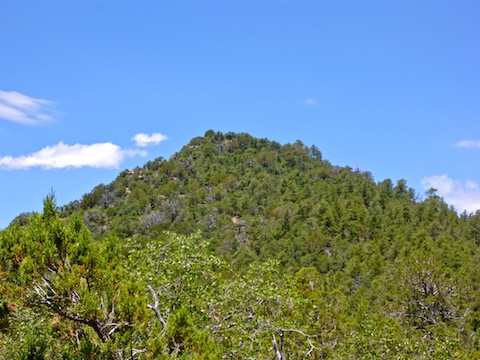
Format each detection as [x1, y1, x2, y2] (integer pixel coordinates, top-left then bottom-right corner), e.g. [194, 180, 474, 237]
[2, 130, 480, 358]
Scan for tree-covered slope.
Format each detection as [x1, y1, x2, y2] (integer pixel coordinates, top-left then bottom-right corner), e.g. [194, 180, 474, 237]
[2, 130, 480, 358]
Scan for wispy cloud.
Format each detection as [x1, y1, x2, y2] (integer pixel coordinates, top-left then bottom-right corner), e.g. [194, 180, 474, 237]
[0, 142, 147, 170]
[421, 174, 480, 213]
[304, 98, 319, 106]
[132, 132, 168, 147]
[0, 90, 55, 125]
[454, 140, 480, 149]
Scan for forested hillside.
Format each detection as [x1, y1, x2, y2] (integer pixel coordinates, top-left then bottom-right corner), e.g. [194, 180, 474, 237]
[2, 130, 480, 359]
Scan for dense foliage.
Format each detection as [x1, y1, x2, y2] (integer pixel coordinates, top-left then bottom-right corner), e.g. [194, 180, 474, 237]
[2, 130, 480, 358]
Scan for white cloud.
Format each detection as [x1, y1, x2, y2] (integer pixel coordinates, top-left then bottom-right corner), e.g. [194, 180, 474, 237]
[454, 140, 480, 149]
[0, 90, 55, 125]
[0, 142, 147, 170]
[132, 132, 167, 147]
[305, 98, 319, 106]
[421, 174, 480, 213]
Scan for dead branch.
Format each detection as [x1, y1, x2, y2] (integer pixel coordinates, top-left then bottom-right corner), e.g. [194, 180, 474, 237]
[147, 285, 167, 330]
[272, 329, 286, 360]
[31, 277, 130, 342]
[273, 328, 322, 358]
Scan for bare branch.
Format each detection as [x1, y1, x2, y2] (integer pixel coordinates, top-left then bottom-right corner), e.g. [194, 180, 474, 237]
[305, 337, 323, 357]
[147, 285, 167, 330]
[281, 328, 318, 338]
[275, 328, 322, 358]
[272, 334, 284, 360]
[132, 348, 147, 356]
[30, 277, 130, 342]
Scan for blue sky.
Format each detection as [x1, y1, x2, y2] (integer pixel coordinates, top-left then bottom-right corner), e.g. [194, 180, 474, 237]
[1, 1, 479, 228]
